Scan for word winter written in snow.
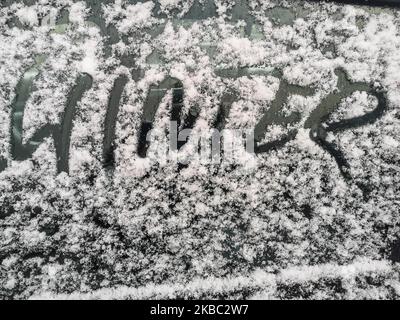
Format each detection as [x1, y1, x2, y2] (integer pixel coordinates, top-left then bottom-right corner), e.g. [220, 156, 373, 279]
[0, 63, 387, 180]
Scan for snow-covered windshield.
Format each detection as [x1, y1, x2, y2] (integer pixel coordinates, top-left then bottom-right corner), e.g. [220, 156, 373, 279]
[1, 0, 400, 300]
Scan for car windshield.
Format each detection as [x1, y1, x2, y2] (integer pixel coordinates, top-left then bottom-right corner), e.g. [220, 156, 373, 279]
[1, 0, 400, 300]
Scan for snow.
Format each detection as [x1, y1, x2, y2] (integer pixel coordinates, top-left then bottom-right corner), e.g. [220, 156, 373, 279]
[69, 2, 88, 25]
[76, 39, 100, 77]
[382, 135, 399, 150]
[159, 0, 182, 9]
[0, 0, 400, 300]
[103, 1, 156, 33]
[30, 259, 398, 299]
[219, 36, 268, 66]
[16, 6, 39, 27]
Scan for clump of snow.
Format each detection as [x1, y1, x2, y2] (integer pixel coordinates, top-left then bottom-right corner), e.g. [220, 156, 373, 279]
[76, 39, 100, 77]
[69, 2, 88, 25]
[159, 0, 182, 10]
[103, 1, 156, 34]
[16, 6, 39, 27]
[218, 36, 267, 66]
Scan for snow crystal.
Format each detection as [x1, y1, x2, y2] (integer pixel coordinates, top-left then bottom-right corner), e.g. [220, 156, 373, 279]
[16, 6, 39, 27]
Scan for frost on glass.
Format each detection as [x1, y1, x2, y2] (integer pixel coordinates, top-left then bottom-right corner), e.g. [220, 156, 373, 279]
[0, 0, 400, 299]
